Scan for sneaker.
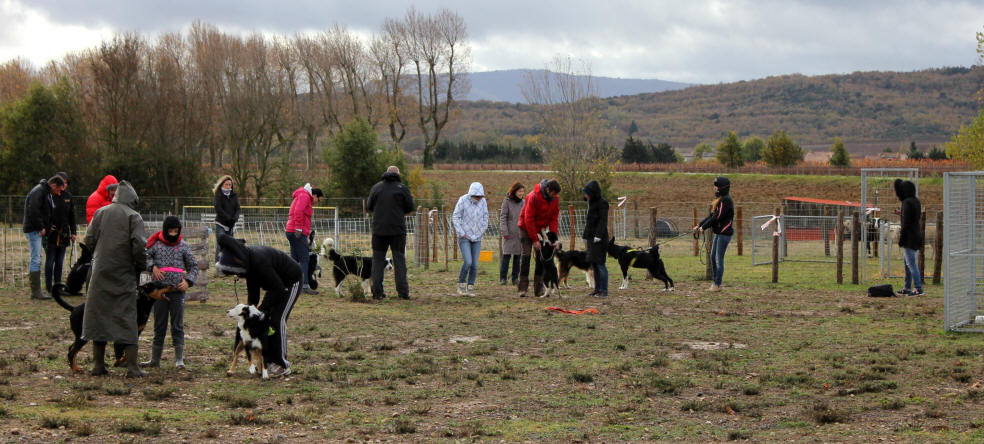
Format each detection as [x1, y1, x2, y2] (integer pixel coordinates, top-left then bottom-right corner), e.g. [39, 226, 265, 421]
[593, 291, 608, 298]
[518, 292, 527, 298]
[466, 284, 476, 296]
[457, 283, 467, 296]
[586, 291, 597, 297]
[302, 287, 318, 295]
[708, 284, 721, 292]
[895, 288, 911, 296]
[910, 288, 925, 296]
[511, 279, 518, 286]
[499, 279, 508, 285]
[267, 363, 287, 378]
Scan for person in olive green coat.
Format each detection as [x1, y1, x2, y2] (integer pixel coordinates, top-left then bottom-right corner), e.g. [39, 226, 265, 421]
[81, 181, 149, 378]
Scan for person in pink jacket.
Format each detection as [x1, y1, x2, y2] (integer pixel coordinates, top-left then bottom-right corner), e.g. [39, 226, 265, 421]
[286, 183, 323, 294]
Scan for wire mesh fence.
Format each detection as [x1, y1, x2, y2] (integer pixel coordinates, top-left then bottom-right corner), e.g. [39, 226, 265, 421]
[944, 172, 984, 332]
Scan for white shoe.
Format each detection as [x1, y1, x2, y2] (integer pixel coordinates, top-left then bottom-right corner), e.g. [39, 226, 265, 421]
[466, 284, 476, 296]
[708, 284, 721, 292]
[457, 283, 467, 296]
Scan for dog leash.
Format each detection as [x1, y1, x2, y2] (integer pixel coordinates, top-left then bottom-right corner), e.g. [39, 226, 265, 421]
[655, 230, 695, 246]
[233, 276, 241, 304]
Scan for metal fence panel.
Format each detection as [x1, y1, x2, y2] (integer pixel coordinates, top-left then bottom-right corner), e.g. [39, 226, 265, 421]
[944, 172, 984, 332]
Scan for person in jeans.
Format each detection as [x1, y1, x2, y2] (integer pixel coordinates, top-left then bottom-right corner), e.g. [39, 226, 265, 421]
[212, 175, 240, 262]
[286, 183, 323, 295]
[516, 179, 561, 298]
[894, 179, 924, 296]
[452, 182, 489, 296]
[498, 182, 525, 285]
[44, 172, 76, 296]
[143, 216, 198, 369]
[367, 166, 415, 300]
[23, 174, 65, 300]
[695, 176, 734, 292]
[582, 180, 609, 298]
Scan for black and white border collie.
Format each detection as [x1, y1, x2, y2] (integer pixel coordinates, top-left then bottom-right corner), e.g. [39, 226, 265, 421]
[606, 237, 674, 291]
[226, 304, 271, 379]
[320, 238, 392, 295]
[538, 229, 561, 297]
[556, 245, 594, 289]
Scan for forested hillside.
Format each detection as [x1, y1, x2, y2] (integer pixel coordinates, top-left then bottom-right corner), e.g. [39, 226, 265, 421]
[445, 68, 983, 150]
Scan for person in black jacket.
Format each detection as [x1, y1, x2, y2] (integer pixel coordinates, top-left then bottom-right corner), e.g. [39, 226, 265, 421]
[894, 179, 924, 296]
[366, 166, 415, 300]
[216, 233, 301, 378]
[44, 172, 77, 295]
[582, 180, 609, 298]
[23, 175, 65, 300]
[212, 175, 241, 262]
[695, 176, 735, 292]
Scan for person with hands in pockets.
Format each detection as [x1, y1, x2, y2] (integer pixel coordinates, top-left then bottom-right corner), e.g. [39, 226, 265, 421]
[452, 182, 489, 296]
[582, 180, 609, 298]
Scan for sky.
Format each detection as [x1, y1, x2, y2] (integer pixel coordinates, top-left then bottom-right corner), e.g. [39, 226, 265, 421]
[0, 0, 981, 84]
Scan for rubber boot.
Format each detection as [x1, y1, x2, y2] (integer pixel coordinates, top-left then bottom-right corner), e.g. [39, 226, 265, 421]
[141, 345, 162, 368]
[124, 345, 147, 378]
[90, 341, 108, 376]
[174, 346, 185, 369]
[30, 271, 50, 300]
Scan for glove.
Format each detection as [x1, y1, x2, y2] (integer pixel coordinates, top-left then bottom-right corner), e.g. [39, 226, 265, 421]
[504, 235, 510, 240]
[293, 230, 302, 238]
[593, 237, 601, 243]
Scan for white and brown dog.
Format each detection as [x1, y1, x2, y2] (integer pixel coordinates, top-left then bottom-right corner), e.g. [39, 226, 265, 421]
[226, 304, 271, 379]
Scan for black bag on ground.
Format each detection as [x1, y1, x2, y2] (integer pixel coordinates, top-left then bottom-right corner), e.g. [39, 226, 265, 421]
[867, 284, 895, 297]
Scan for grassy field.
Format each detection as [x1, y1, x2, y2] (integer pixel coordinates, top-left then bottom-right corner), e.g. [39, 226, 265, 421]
[0, 242, 981, 443]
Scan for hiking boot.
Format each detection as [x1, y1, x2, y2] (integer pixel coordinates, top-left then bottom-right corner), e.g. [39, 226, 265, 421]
[466, 284, 476, 296]
[457, 283, 467, 296]
[302, 286, 318, 295]
[267, 363, 289, 378]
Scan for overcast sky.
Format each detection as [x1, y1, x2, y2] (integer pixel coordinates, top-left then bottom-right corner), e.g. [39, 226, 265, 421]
[1, 0, 981, 84]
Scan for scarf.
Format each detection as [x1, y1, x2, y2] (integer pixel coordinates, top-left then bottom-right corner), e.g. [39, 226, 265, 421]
[146, 231, 183, 248]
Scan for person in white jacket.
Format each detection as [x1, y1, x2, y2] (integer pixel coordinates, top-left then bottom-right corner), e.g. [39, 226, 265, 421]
[452, 182, 489, 296]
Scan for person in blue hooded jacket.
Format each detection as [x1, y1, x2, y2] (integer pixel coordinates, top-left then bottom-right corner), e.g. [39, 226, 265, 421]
[452, 182, 489, 296]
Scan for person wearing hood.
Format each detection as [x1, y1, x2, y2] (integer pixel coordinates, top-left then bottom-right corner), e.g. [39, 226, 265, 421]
[695, 176, 735, 292]
[44, 172, 77, 297]
[366, 166, 415, 300]
[452, 182, 489, 296]
[516, 179, 561, 297]
[23, 174, 66, 300]
[286, 183, 323, 295]
[86, 175, 118, 225]
[216, 232, 301, 378]
[143, 216, 198, 369]
[499, 182, 525, 285]
[894, 179, 924, 296]
[582, 180, 609, 298]
[212, 175, 241, 262]
[81, 181, 149, 378]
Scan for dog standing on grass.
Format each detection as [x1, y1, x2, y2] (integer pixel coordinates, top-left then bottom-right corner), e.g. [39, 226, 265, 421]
[606, 238, 674, 291]
[320, 237, 392, 296]
[226, 303, 272, 379]
[537, 229, 561, 297]
[556, 246, 594, 289]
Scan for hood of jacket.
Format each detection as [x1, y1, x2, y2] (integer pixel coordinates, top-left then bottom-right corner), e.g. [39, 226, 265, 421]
[213, 175, 234, 195]
[582, 180, 602, 202]
[895, 179, 916, 201]
[467, 182, 485, 198]
[381, 171, 401, 182]
[96, 175, 119, 200]
[111, 181, 139, 209]
[538, 180, 554, 202]
[216, 232, 250, 275]
[294, 183, 312, 199]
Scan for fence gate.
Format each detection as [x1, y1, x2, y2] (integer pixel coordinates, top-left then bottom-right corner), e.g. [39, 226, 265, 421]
[861, 168, 918, 282]
[944, 172, 984, 332]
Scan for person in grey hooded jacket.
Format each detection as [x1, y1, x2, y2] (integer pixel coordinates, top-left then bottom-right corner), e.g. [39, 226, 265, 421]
[452, 182, 488, 296]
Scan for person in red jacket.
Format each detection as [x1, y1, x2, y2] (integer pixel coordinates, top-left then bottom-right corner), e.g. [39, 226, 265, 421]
[86, 175, 119, 225]
[516, 179, 561, 297]
[286, 183, 323, 295]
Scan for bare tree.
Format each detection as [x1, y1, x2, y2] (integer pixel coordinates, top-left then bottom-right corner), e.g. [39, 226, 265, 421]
[371, 19, 411, 149]
[0, 58, 34, 106]
[399, 7, 470, 168]
[521, 56, 616, 200]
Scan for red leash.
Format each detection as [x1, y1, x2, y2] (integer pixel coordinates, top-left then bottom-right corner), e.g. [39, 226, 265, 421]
[545, 307, 599, 315]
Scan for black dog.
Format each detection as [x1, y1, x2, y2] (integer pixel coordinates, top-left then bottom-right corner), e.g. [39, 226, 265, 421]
[226, 303, 272, 379]
[537, 229, 561, 297]
[52, 281, 172, 373]
[307, 230, 321, 290]
[556, 245, 594, 289]
[320, 237, 392, 295]
[62, 243, 93, 295]
[607, 237, 674, 291]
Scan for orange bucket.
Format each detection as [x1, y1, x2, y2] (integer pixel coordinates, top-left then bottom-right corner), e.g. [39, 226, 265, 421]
[478, 250, 494, 262]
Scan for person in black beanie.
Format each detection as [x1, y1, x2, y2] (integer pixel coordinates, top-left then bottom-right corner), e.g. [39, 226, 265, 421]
[695, 176, 735, 292]
[45, 172, 77, 296]
[216, 233, 301, 378]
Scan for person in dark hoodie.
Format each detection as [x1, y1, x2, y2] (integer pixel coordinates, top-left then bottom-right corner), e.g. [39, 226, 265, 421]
[695, 176, 735, 292]
[516, 179, 561, 297]
[45, 172, 76, 297]
[216, 233, 301, 377]
[582, 180, 609, 298]
[894, 179, 924, 296]
[212, 175, 241, 262]
[366, 166, 415, 300]
[81, 181, 148, 377]
[23, 174, 66, 300]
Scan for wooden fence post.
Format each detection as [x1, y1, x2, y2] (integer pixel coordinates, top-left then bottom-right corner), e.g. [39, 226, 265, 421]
[736, 207, 743, 256]
[648, 208, 658, 247]
[443, 210, 449, 271]
[693, 207, 699, 256]
[422, 207, 430, 270]
[772, 207, 780, 283]
[568, 205, 576, 251]
[608, 204, 615, 240]
[851, 212, 860, 285]
[634, 201, 640, 238]
[432, 209, 439, 264]
[933, 211, 943, 284]
[918, 210, 926, 285]
[836, 210, 844, 284]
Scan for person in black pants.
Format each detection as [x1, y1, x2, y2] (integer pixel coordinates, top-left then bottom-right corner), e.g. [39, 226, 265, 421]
[581, 180, 609, 298]
[45, 172, 77, 295]
[212, 175, 241, 262]
[216, 233, 301, 378]
[366, 166, 415, 300]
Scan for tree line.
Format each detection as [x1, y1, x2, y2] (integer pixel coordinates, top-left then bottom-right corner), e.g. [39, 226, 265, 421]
[0, 7, 469, 199]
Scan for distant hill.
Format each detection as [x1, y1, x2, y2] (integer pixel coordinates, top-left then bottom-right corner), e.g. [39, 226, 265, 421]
[446, 67, 983, 154]
[465, 69, 691, 103]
